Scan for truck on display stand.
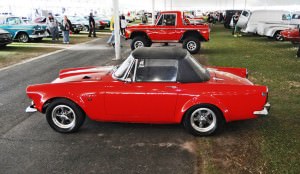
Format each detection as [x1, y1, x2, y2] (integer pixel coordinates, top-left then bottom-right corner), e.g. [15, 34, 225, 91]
[124, 11, 210, 54]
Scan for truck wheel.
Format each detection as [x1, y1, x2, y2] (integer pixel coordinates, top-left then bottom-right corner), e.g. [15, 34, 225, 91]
[18, 33, 30, 43]
[131, 36, 150, 50]
[183, 37, 200, 54]
[274, 31, 283, 41]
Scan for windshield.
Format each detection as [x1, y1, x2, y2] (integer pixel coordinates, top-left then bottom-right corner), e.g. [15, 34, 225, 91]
[113, 56, 134, 79]
[6, 17, 23, 25]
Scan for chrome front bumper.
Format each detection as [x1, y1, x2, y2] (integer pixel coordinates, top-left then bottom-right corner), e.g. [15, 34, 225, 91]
[253, 102, 271, 116]
[25, 101, 37, 113]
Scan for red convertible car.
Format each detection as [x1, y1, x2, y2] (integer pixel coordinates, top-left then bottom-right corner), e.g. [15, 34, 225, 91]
[26, 48, 270, 136]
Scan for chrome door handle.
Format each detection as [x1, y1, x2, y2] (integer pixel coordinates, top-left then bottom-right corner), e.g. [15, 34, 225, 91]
[166, 86, 177, 89]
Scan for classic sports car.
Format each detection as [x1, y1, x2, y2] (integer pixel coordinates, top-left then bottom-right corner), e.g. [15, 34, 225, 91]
[26, 48, 270, 136]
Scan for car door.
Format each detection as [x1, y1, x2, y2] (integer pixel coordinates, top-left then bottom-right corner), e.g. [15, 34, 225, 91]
[104, 58, 179, 123]
[150, 13, 177, 42]
[236, 10, 251, 29]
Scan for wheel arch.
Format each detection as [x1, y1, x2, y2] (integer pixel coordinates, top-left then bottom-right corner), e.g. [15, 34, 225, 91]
[180, 30, 205, 42]
[176, 96, 230, 123]
[42, 97, 86, 114]
[130, 31, 150, 40]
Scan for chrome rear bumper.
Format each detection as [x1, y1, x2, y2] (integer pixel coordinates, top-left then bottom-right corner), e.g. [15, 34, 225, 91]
[253, 102, 271, 116]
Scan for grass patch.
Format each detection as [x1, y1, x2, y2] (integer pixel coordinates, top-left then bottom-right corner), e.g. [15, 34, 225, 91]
[0, 33, 99, 68]
[194, 24, 300, 173]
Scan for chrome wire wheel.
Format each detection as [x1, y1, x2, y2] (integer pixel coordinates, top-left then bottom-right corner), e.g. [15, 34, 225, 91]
[186, 41, 197, 51]
[51, 105, 76, 129]
[134, 40, 144, 48]
[190, 108, 216, 133]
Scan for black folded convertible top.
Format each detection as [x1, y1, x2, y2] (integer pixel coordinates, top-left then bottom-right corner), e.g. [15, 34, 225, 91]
[132, 47, 187, 60]
[131, 47, 210, 83]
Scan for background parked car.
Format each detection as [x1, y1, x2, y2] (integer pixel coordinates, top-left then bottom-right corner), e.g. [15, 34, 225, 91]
[281, 27, 300, 44]
[0, 28, 12, 47]
[33, 16, 62, 37]
[84, 15, 109, 30]
[68, 16, 91, 32]
[0, 16, 47, 42]
[94, 14, 110, 29]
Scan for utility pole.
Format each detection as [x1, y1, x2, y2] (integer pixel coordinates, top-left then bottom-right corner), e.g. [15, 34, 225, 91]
[152, 0, 155, 24]
[113, 0, 120, 60]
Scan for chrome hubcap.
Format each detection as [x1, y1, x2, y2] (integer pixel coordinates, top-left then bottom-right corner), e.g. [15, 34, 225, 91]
[19, 34, 28, 42]
[52, 105, 76, 129]
[187, 41, 197, 51]
[190, 108, 216, 132]
[134, 41, 144, 48]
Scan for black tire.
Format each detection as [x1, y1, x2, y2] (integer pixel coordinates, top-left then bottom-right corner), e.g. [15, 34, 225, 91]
[33, 38, 43, 42]
[84, 25, 89, 32]
[274, 31, 283, 41]
[183, 104, 225, 136]
[182, 37, 201, 54]
[130, 36, 151, 50]
[46, 98, 86, 133]
[0, 44, 7, 48]
[18, 32, 30, 43]
[99, 26, 105, 30]
[74, 31, 80, 34]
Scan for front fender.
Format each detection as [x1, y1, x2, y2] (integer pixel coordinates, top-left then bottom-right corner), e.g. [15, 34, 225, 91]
[175, 95, 230, 123]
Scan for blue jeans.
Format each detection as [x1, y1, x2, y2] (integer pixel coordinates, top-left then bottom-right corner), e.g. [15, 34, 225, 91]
[50, 27, 59, 40]
[63, 30, 70, 43]
[107, 31, 115, 44]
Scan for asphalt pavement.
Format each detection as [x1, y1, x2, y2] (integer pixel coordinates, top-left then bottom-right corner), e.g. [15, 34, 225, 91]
[0, 37, 196, 174]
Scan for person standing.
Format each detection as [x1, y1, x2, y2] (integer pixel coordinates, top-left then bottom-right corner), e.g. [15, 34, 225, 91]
[62, 15, 72, 44]
[232, 12, 241, 37]
[46, 13, 59, 42]
[107, 16, 115, 46]
[88, 13, 96, 37]
[120, 14, 127, 36]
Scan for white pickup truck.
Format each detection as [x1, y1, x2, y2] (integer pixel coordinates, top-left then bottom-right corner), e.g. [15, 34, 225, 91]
[237, 10, 300, 40]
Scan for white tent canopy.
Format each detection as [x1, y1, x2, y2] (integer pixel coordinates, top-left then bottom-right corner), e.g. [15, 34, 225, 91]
[1, 0, 300, 17]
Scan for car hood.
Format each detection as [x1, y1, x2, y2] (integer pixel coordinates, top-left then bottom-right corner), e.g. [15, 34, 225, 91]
[208, 69, 253, 85]
[52, 66, 114, 83]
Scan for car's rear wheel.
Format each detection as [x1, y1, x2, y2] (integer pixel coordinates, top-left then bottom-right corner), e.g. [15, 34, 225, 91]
[46, 99, 86, 133]
[183, 104, 224, 136]
[18, 33, 29, 43]
[183, 37, 201, 54]
[130, 36, 151, 50]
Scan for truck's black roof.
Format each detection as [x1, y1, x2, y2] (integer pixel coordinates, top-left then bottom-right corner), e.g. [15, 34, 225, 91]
[131, 47, 187, 60]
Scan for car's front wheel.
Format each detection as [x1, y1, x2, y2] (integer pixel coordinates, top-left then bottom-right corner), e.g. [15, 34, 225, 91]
[18, 33, 29, 43]
[274, 31, 284, 41]
[183, 37, 201, 54]
[131, 36, 151, 50]
[183, 104, 224, 136]
[46, 99, 86, 133]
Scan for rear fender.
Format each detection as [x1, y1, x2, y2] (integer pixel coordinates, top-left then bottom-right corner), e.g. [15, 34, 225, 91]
[175, 95, 230, 123]
[207, 66, 248, 78]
